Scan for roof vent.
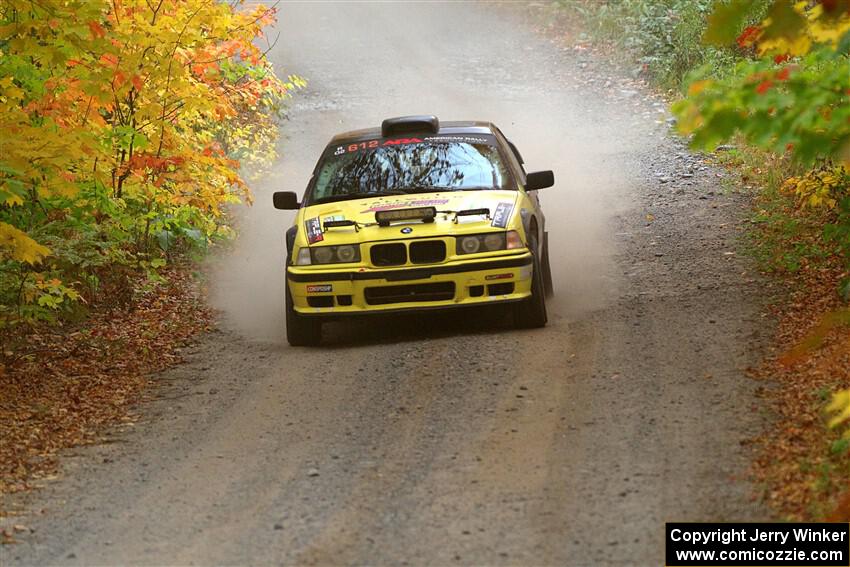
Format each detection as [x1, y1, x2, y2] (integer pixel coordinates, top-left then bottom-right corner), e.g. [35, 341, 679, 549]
[381, 115, 439, 138]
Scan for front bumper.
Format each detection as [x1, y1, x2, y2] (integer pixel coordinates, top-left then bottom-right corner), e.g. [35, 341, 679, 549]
[287, 252, 533, 316]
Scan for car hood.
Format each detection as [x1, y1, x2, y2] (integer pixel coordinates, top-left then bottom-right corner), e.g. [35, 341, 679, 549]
[299, 190, 520, 245]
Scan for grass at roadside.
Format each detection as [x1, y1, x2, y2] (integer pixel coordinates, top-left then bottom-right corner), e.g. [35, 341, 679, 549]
[713, 145, 819, 274]
[553, 0, 739, 92]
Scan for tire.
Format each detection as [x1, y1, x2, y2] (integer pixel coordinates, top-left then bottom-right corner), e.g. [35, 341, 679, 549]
[541, 231, 554, 298]
[285, 283, 322, 346]
[515, 234, 548, 329]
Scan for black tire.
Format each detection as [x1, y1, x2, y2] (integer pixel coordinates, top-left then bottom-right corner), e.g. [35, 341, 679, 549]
[541, 231, 554, 298]
[285, 283, 322, 346]
[515, 234, 548, 329]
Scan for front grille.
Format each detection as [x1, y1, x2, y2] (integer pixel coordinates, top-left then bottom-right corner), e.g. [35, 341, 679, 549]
[307, 296, 334, 308]
[370, 243, 407, 266]
[364, 282, 455, 305]
[409, 240, 446, 264]
[488, 282, 515, 296]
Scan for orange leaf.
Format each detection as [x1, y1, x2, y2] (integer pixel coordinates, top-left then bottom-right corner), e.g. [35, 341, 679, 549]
[88, 21, 106, 39]
[131, 74, 143, 92]
[99, 53, 118, 67]
[736, 25, 761, 48]
[756, 79, 773, 94]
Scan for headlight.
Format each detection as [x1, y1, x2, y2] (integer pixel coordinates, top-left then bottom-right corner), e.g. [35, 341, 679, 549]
[456, 231, 523, 255]
[483, 234, 504, 251]
[309, 244, 361, 264]
[336, 245, 358, 263]
[459, 236, 481, 254]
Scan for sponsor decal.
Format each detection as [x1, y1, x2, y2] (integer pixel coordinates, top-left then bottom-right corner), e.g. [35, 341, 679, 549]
[423, 135, 491, 144]
[380, 137, 422, 146]
[322, 214, 344, 224]
[335, 138, 424, 155]
[305, 217, 323, 244]
[306, 284, 333, 293]
[331, 135, 496, 157]
[491, 202, 513, 228]
[361, 198, 450, 213]
[485, 273, 513, 281]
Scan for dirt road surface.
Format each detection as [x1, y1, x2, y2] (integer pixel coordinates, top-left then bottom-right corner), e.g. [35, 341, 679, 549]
[4, 2, 770, 565]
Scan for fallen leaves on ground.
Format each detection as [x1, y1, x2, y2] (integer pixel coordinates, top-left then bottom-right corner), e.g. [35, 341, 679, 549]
[0, 265, 212, 516]
[752, 262, 850, 520]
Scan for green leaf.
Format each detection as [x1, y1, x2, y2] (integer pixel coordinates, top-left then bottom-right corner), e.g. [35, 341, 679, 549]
[836, 29, 850, 55]
[830, 437, 850, 455]
[760, 0, 806, 42]
[838, 277, 850, 303]
[156, 229, 173, 251]
[704, 0, 756, 46]
[691, 108, 743, 150]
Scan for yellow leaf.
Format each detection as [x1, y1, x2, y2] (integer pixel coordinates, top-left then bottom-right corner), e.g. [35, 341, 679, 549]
[0, 222, 51, 264]
[827, 390, 850, 429]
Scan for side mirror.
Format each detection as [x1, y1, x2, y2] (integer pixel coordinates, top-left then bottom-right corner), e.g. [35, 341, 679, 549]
[273, 191, 300, 210]
[526, 170, 554, 191]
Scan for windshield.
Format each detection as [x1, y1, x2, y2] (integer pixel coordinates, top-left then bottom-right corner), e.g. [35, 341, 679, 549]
[307, 134, 512, 204]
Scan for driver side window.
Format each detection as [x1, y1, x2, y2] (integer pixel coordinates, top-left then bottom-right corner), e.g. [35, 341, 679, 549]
[493, 128, 526, 185]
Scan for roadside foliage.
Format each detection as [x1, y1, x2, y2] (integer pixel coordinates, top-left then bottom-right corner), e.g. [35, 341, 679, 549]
[560, 0, 850, 517]
[673, 0, 850, 279]
[672, 0, 850, 462]
[556, 0, 737, 89]
[0, 0, 303, 327]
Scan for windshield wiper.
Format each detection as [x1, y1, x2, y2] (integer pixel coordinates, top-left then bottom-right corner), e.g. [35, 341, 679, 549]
[397, 186, 466, 193]
[311, 190, 406, 205]
[399, 186, 498, 193]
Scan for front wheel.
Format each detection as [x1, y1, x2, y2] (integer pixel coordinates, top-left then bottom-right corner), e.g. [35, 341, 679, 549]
[514, 235, 548, 329]
[286, 283, 322, 346]
[541, 231, 554, 298]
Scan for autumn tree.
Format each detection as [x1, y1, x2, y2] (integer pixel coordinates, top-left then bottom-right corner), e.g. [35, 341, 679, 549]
[0, 0, 302, 323]
[674, 0, 850, 289]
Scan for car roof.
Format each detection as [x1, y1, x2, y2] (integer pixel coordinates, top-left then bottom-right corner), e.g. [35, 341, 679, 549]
[329, 120, 496, 144]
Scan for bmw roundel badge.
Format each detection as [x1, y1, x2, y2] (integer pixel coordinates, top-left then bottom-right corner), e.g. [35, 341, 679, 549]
[400, 227, 413, 234]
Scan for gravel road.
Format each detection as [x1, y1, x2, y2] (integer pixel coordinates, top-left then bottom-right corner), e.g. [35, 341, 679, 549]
[4, 2, 770, 565]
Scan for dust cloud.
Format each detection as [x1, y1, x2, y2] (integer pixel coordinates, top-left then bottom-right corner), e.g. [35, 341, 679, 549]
[210, 2, 651, 343]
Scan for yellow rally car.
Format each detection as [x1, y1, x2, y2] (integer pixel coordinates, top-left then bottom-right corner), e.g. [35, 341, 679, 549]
[273, 115, 554, 346]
